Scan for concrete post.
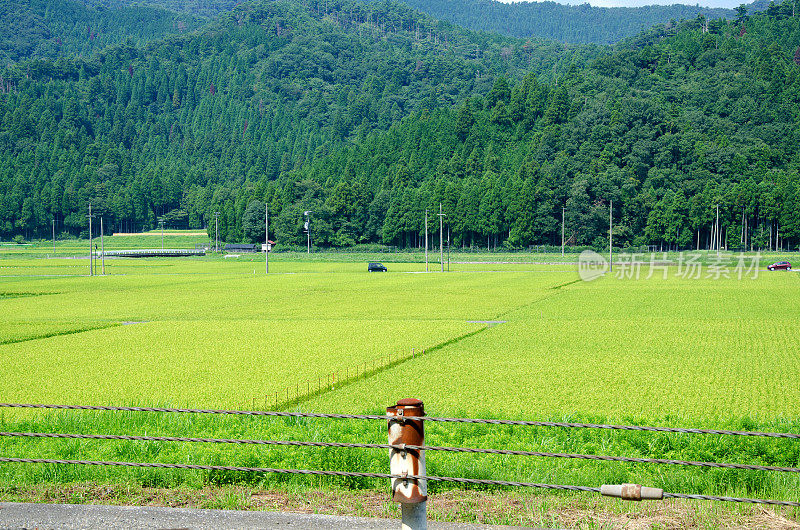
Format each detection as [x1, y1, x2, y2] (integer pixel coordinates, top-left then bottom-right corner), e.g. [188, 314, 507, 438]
[388, 398, 427, 530]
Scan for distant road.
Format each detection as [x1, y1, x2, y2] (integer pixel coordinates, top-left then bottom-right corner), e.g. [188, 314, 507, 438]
[0, 503, 524, 529]
[112, 232, 207, 236]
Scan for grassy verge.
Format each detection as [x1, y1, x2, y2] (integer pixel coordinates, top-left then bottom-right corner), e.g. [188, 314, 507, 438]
[1, 408, 798, 512]
[1, 482, 798, 528]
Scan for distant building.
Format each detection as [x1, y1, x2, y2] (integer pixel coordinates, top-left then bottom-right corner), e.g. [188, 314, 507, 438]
[224, 243, 259, 253]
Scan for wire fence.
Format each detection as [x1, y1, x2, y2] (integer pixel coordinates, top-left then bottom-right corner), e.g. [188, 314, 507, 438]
[3, 403, 799, 439]
[0, 403, 799, 509]
[2, 431, 799, 473]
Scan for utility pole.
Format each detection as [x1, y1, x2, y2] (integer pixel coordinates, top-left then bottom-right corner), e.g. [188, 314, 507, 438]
[709, 220, 714, 254]
[265, 203, 269, 274]
[716, 204, 720, 258]
[437, 203, 444, 273]
[447, 223, 450, 272]
[52, 219, 56, 255]
[609, 200, 613, 273]
[741, 208, 745, 248]
[100, 217, 105, 275]
[561, 206, 565, 257]
[214, 211, 220, 252]
[424, 209, 428, 272]
[304, 211, 312, 253]
[158, 217, 164, 250]
[776, 223, 779, 252]
[88, 203, 93, 277]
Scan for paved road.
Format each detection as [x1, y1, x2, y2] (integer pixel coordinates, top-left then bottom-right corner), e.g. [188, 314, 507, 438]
[0, 502, 525, 529]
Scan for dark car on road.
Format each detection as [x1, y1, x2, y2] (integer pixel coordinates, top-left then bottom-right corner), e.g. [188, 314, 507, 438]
[368, 262, 387, 272]
[768, 261, 792, 271]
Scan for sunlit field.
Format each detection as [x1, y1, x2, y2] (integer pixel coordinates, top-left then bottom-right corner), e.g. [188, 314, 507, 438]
[1, 243, 800, 510]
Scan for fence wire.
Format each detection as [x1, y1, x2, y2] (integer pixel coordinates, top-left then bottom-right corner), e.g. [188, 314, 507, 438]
[2, 431, 799, 474]
[1, 457, 798, 507]
[2, 403, 799, 439]
[3, 403, 800, 509]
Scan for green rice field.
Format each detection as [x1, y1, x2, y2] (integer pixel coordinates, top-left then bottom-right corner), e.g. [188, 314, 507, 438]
[1, 240, 800, 519]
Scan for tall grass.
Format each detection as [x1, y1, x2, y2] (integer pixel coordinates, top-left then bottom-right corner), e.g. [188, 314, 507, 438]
[1, 407, 799, 503]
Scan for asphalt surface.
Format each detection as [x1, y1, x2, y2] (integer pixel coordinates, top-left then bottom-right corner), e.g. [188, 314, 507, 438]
[0, 502, 526, 529]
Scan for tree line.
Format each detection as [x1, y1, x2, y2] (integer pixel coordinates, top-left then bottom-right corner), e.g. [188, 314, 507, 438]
[0, 0, 799, 252]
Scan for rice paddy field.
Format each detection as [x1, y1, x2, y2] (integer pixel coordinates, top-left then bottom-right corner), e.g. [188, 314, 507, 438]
[1, 236, 800, 525]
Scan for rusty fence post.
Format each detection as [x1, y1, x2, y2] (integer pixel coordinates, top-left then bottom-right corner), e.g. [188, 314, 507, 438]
[388, 398, 427, 530]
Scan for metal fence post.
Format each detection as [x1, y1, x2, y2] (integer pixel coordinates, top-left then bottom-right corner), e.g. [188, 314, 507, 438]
[388, 398, 427, 530]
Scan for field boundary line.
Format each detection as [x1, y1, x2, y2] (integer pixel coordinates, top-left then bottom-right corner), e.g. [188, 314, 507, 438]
[0, 323, 122, 346]
[494, 284, 579, 319]
[269, 325, 492, 410]
[550, 278, 582, 290]
[0, 292, 60, 300]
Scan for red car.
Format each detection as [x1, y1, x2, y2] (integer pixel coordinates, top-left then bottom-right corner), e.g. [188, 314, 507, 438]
[767, 261, 792, 271]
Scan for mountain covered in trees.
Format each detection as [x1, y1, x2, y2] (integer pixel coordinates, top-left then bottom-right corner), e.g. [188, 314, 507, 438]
[102, 0, 747, 45]
[360, 0, 736, 45]
[1, 0, 800, 252]
[0, 0, 204, 65]
[0, 0, 590, 240]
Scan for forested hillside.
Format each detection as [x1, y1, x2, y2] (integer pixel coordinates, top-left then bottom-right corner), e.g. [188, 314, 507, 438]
[0, 0, 589, 242]
[0, 0, 204, 65]
[362, 0, 735, 45]
[283, 8, 800, 252]
[1, 0, 799, 252]
[104, 0, 739, 45]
